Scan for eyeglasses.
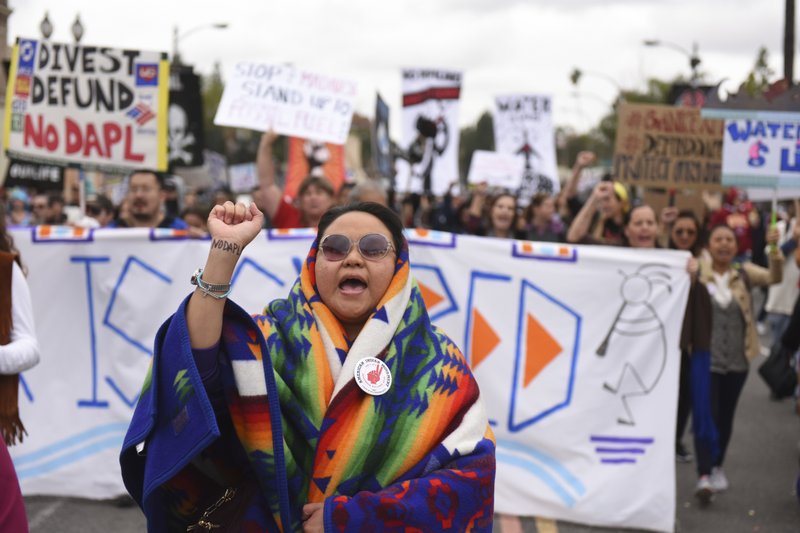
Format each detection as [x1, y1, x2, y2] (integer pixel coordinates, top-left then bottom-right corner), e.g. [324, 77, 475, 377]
[319, 233, 394, 262]
[86, 205, 102, 216]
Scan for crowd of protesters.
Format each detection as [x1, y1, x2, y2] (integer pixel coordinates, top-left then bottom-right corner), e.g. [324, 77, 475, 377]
[2, 134, 800, 507]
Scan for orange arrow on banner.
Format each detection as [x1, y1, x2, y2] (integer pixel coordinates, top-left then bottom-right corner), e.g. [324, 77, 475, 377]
[471, 308, 501, 370]
[525, 313, 562, 387]
[418, 281, 445, 309]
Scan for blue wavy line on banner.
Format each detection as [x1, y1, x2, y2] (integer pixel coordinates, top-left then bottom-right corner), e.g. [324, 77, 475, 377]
[496, 438, 586, 498]
[12, 422, 129, 467]
[15, 435, 124, 480]
[496, 451, 577, 508]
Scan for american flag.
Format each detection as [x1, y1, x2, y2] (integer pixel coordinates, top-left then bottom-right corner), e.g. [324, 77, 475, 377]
[126, 103, 155, 126]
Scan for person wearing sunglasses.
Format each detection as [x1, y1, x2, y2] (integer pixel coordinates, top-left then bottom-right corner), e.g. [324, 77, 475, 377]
[121, 201, 495, 532]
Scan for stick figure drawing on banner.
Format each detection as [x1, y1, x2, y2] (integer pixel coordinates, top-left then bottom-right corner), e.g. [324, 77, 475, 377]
[597, 263, 672, 425]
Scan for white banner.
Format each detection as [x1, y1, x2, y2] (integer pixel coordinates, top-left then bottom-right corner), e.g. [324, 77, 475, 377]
[3, 38, 169, 171]
[722, 115, 800, 188]
[10, 228, 688, 532]
[395, 69, 462, 196]
[494, 94, 560, 201]
[213, 62, 357, 145]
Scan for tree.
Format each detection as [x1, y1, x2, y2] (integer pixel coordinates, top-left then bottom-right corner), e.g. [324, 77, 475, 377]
[458, 111, 495, 182]
[741, 47, 775, 97]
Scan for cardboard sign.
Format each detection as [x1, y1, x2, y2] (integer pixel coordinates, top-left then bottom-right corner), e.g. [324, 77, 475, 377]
[467, 150, 524, 189]
[493, 94, 560, 199]
[3, 38, 169, 171]
[213, 62, 357, 145]
[612, 102, 724, 191]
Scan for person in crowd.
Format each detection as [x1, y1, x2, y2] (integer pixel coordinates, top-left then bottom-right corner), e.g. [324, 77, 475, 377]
[557, 150, 596, 223]
[0, 203, 41, 533]
[256, 131, 336, 228]
[566, 178, 629, 245]
[347, 180, 388, 206]
[335, 181, 356, 206]
[695, 223, 783, 503]
[707, 187, 757, 263]
[428, 181, 468, 234]
[85, 194, 117, 228]
[109, 170, 189, 230]
[524, 193, 566, 242]
[6, 189, 32, 227]
[465, 183, 523, 239]
[44, 192, 68, 225]
[30, 193, 49, 225]
[663, 210, 709, 464]
[180, 204, 211, 238]
[120, 201, 496, 531]
[762, 200, 799, 345]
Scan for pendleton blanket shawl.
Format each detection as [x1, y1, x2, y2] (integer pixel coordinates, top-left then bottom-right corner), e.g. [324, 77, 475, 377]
[121, 241, 495, 532]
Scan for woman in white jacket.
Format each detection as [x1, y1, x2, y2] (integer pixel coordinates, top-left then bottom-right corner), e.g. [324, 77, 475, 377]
[0, 204, 40, 533]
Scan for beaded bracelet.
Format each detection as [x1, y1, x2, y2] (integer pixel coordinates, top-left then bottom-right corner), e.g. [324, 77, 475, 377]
[191, 268, 233, 300]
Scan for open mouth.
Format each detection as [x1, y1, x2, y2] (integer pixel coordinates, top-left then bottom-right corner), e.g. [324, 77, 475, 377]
[339, 277, 367, 295]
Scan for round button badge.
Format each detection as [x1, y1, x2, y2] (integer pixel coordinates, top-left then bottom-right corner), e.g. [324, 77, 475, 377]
[354, 357, 392, 396]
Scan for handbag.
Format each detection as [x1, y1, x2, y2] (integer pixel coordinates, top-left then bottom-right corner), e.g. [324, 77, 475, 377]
[757, 341, 797, 399]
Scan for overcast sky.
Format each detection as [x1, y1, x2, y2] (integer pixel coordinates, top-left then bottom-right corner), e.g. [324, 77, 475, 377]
[7, 0, 793, 139]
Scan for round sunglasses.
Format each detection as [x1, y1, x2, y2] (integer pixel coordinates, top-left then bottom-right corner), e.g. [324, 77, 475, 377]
[319, 233, 394, 262]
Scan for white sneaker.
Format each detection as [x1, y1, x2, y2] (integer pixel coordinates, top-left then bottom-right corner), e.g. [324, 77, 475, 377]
[695, 476, 714, 504]
[710, 467, 729, 491]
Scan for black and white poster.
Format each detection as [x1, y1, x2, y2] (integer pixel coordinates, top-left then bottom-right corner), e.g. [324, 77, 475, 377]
[168, 65, 205, 168]
[395, 69, 461, 196]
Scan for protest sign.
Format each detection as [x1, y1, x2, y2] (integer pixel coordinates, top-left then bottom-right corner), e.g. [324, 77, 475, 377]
[718, 113, 800, 188]
[284, 136, 345, 198]
[228, 162, 257, 193]
[373, 93, 394, 180]
[11, 227, 687, 533]
[395, 68, 461, 196]
[467, 150, 524, 189]
[168, 65, 204, 168]
[3, 38, 169, 171]
[494, 94, 560, 199]
[213, 62, 357, 145]
[612, 102, 724, 190]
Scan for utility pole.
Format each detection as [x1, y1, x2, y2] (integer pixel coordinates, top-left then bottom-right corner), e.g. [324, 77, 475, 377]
[785, 0, 795, 84]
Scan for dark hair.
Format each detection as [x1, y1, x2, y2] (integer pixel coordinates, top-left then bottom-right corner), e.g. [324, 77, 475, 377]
[708, 222, 736, 240]
[129, 169, 167, 189]
[316, 202, 405, 254]
[668, 209, 704, 256]
[87, 194, 115, 214]
[298, 175, 334, 198]
[622, 202, 655, 227]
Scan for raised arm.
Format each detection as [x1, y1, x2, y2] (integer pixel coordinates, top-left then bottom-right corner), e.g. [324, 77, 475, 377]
[255, 131, 283, 220]
[557, 150, 595, 219]
[566, 181, 608, 243]
[186, 201, 264, 349]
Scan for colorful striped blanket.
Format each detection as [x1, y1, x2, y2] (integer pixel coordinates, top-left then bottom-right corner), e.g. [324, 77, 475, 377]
[121, 241, 495, 532]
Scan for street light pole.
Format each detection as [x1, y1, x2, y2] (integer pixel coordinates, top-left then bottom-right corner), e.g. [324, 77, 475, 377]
[172, 22, 229, 67]
[643, 39, 702, 105]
